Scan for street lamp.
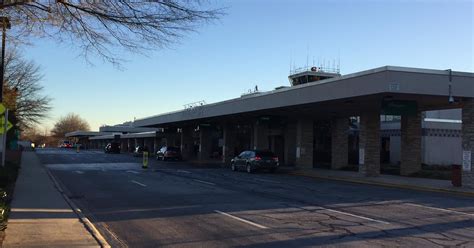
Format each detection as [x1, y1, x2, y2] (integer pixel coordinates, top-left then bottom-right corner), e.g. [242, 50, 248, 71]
[0, 16, 10, 103]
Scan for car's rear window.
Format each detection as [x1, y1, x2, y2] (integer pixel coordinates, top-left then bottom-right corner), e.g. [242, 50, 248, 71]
[167, 147, 179, 152]
[256, 151, 275, 157]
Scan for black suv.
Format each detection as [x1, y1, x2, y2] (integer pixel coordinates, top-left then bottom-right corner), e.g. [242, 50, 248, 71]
[104, 142, 121, 154]
[231, 150, 279, 173]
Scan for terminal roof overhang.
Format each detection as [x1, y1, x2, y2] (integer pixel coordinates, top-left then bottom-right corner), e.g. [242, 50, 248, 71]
[65, 131, 109, 138]
[134, 66, 474, 128]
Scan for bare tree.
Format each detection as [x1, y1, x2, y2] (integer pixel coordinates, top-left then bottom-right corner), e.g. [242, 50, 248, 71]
[1, 1, 223, 65]
[50, 113, 90, 139]
[3, 48, 51, 130]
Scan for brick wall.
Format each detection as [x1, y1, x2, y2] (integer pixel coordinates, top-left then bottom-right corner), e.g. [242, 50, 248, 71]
[462, 99, 474, 188]
[331, 117, 348, 170]
[359, 112, 380, 176]
[400, 111, 422, 175]
[295, 119, 313, 169]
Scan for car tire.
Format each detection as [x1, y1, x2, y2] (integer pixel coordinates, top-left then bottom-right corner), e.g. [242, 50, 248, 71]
[270, 168, 277, 173]
[231, 163, 236, 171]
[246, 164, 252, 173]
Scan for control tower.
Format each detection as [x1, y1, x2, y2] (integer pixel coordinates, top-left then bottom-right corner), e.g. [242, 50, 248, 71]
[288, 66, 341, 86]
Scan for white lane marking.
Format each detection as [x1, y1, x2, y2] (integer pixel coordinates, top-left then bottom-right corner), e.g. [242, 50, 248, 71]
[75, 170, 84, 174]
[177, 170, 191, 174]
[406, 203, 474, 217]
[130, 180, 147, 187]
[193, 179, 216, 186]
[322, 207, 390, 224]
[214, 210, 268, 229]
[254, 178, 280, 184]
[126, 170, 140, 174]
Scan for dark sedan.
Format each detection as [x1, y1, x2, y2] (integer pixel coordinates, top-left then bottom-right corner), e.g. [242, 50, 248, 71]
[133, 146, 149, 157]
[231, 150, 279, 173]
[104, 142, 121, 154]
[156, 146, 182, 161]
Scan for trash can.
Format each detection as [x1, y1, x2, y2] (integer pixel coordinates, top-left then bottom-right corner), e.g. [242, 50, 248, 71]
[452, 164, 462, 187]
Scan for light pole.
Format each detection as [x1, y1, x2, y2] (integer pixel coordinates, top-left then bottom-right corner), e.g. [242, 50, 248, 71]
[0, 16, 10, 103]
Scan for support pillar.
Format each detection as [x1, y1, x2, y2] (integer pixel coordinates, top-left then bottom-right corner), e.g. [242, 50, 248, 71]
[331, 117, 349, 170]
[284, 122, 297, 166]
[359, 112, 380, 176]
[462, 99, 474, 188]
[400, 111, 422, 176]
[181, 127, 194, 161]
[198, 127, 212, 161]
[153, 137, 160, 154]
[222, 125, 237, 164]
[253, 121, 269, 150]
[121, 139, 127, 153]
[295, 119, 313, 169]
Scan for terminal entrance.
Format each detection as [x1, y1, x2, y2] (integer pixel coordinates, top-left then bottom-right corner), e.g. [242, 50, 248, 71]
[313, 120, 331, 168]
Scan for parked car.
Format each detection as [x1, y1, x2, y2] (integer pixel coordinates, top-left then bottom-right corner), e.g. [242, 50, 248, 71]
[231, 150, 279, 173]
[156, 146, 181, 161]
[104, 142, 121, 153]
[60, 140, 72, 148]
[133, 146, 149, 157]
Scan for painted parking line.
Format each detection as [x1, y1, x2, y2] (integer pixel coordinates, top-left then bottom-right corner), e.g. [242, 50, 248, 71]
[254, 178, 280, 184]
[214, 210, 268, 229]
[75, 170, 84, 174]
[193, 179, 216, 186]
[126, 170, 140, 174]
[177, 170, 191, 174]
[406, 203, 474, 217]
[322, 207, 390, 224]
[297, 205, 390, 225]
[130, 180, 147, 187]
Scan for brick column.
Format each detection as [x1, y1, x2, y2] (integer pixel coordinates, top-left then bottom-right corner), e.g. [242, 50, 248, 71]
[198, 127, 212, 161]
[295, 119, 313, 169]
[462, 99, 474, 188]
[121, 139, 127, 153]
[359, 112, 380, 176]
[331, 117, 348, 170]
[284, 122, 297, 166]
[400, 111, 422, 176]
[253, 121, 269, 150]
[180, 127, 194, 161]
[222, 125, 237, 164]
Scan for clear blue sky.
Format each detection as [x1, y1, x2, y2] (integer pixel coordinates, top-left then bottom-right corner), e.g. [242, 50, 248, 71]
[23, 0, 473, 131]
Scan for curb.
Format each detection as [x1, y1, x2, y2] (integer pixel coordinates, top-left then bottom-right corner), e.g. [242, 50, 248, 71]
[289, 171, 474, 198]
[44, 169, 111, 248]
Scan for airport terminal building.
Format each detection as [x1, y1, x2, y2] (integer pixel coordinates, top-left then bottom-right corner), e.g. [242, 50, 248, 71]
[66, 66, 474, 187]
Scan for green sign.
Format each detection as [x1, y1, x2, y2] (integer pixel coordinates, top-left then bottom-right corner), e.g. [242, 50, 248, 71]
[0, 117, 13, 134]
[0, 103, 5, 115]
[382, 100, 417, 116]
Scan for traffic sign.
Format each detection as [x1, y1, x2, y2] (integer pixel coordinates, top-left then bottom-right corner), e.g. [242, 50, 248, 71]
[0, 117, 13, 134]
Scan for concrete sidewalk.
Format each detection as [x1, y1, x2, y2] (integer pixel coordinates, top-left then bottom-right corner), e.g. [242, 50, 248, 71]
[3, 152, 100, 247]
[290, 168, 474, 197]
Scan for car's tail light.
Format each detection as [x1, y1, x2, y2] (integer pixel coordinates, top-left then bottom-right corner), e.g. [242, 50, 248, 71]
[273, 157, 279, 162]
[254, 156, 262, 161]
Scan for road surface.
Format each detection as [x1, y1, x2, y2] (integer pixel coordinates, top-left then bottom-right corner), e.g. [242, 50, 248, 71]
[37, 148, 474, 247]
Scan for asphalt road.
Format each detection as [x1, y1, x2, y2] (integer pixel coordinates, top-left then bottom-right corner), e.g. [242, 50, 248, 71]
[37, 148, 474, 247]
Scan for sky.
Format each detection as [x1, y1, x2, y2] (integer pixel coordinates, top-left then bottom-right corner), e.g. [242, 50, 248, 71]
[22, 0, 473, 132]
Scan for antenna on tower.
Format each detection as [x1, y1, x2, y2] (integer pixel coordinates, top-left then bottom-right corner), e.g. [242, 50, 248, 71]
[306, 45, 309, 68]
